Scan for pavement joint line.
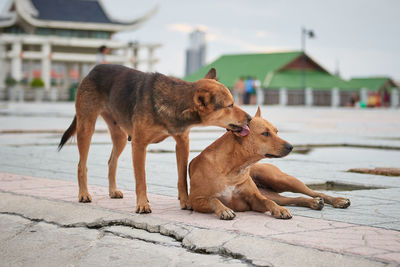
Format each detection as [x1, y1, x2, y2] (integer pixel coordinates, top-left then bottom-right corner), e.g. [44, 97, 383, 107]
[2, 141, 400, 151]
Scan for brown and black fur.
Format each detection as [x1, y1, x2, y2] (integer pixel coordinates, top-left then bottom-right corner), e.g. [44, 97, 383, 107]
[58, 64, 251, 213]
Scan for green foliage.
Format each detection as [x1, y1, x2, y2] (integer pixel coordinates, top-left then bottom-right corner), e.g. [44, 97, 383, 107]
[5, 76, 17, 86]
[30, 78, 45, 88]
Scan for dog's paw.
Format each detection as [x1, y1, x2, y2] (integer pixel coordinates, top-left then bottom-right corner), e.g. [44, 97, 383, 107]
[136, 203, 152, 214]
[310, 197, 324, 210]
[332, 198, 351, 209]
[78, 192, 92, 203]
[180, 201, 192, 210]
[179, 196, 192, 210]
[218, 208, 236, 220]
[109, 190, 124, 199]
[271, 206, 292, 219]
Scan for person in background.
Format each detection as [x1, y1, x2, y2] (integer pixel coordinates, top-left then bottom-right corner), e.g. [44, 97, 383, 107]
[252, 76, 261, 105]
[383, 90, 390, 107]
[233, 77, 245, 105]
[348, 93, 359, 107]
[96, 45, 110, 65]
[375, 92, 382, 107]
[244, 77, 253, 105]
[367, 91, 376, 107]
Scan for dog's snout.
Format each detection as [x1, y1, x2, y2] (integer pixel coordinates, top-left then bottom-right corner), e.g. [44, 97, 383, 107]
[285, 143, 293, 152]
[246, 114, 252, 124]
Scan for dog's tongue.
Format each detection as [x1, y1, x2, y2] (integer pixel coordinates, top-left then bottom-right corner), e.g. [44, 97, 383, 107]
[239, 125, 250, 136]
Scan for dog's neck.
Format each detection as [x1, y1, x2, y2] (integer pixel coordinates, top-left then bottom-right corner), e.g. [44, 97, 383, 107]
[213, 132, 264, 176]
[153, 77, 201, 133]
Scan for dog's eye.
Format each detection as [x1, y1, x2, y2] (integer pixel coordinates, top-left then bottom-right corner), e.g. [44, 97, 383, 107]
[227, 104, 233, 108]
[262, 132, 270, 137]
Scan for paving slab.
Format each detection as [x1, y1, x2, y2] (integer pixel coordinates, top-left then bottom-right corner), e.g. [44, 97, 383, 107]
[0, 173, 399, 265]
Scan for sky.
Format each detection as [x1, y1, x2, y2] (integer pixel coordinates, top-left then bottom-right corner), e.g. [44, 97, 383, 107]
[1, 0, 399, 81]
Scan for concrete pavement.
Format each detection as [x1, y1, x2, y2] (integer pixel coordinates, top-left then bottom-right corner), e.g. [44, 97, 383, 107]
[0, 186, 393, 267]
[1, 102, 400, 266]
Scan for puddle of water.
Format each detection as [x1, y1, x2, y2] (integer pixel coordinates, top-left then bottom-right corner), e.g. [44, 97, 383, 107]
[307, 181, 384, 191]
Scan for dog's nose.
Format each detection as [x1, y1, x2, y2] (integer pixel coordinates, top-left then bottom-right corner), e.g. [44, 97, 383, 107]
[285, 143, 293, 152]
[246, 114, 252, 124]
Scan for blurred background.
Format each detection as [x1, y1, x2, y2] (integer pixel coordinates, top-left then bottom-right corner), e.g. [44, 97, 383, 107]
[0, 0, 399, 106]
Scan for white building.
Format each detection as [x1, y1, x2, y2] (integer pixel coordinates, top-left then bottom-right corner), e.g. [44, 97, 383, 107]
[185, 29, 206, 76]
[0, 0, 161, 97]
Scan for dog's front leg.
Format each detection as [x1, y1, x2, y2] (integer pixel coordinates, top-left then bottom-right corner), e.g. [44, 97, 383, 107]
[250, 191, 292, 219]
[174, 132, 191, 209]
[131, 141, 152, 213]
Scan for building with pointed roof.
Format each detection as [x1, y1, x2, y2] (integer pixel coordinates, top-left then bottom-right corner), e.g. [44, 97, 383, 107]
[185, 51, 355, 106]
[184, 51, 399, 107]
[185, 51, 350, 90]
[0, 0, 161, 99]
[349, 77, 397, 92]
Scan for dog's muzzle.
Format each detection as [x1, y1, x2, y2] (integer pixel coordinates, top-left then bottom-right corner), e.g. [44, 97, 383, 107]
[265, 143, 293, 158]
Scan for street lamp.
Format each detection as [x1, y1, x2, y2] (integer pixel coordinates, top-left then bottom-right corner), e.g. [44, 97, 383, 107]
[301, 27, 315, 90]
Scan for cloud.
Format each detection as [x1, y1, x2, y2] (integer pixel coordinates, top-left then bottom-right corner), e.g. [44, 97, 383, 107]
[166, 23, 193, 33]
[166, 23, 287, 54]
[208, 31, 285, 53]
[166, 23, 208, 34]
[255, 30, 268, 39]
[205, 33, 217, 42]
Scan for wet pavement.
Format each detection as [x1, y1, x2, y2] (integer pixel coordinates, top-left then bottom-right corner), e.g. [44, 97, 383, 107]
[1, 102, 400, 265]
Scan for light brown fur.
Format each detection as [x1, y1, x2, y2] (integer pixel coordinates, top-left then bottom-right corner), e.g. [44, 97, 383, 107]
[189, 107, 350, 220]
[58, 66, 251, 213]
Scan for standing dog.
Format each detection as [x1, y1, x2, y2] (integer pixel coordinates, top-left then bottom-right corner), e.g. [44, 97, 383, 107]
[189, 107, 350, 220]
[58, 65, 251, 213]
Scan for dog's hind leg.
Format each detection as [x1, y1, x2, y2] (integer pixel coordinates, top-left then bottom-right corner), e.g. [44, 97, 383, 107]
[258, 189, 324, 210]
[250, 163, 350, 209]
[76, 113, 98, 203]
[173, 132, 190, 210]
[102, 112, 127, 199]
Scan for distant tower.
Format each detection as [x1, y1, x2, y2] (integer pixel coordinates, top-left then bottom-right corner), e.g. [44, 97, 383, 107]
[334, 59, 340, 77]
[185, 29, 206, 76]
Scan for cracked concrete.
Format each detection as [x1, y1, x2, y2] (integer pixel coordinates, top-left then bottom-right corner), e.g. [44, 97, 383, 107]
[0, 214, 246, 267]
[1, 103, 400, 266]
[0, 191, 390, 267]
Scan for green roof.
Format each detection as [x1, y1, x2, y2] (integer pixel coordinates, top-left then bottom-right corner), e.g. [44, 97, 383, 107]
[184, 51, 302, 88]
[348, 77, 397, 91]
[267, 70, 353, 90]
[184, 51, 354, 90]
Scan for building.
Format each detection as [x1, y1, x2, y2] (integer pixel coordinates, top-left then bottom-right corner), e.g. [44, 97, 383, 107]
[0, 0, 161, 99]
[349, 77, 397, 92]
[185, 29, 206, 76]
[348, 77, 398, 107]
[184, 51, 399, 107]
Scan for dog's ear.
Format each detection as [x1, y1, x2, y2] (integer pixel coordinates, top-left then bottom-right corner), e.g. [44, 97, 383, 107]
[204, 68, 217, 80]
[194, 90, 211, 110]
[255, 106, 261, 117]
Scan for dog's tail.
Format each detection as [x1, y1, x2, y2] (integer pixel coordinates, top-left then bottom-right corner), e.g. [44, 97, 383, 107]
[58, 116, 77, 151]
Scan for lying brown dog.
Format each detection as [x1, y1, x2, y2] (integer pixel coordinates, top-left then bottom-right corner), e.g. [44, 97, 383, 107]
[58, 65, 251, 213]
[189, 107, 350, 220]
